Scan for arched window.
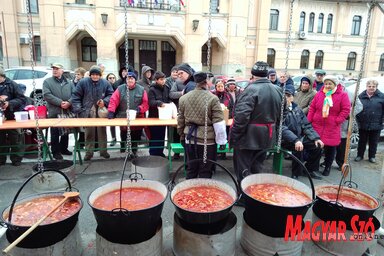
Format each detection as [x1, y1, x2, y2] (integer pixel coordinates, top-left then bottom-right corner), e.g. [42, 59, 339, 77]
[308, 13, 315, 32]
[351, 15, 362, 35]
[314, 50, 324, 69]
[267, 48, 276, 68]
[300, 50, 310, 69]
[346, 52, 357, 70]
[33, 36, 41, 62]
[326, 14, 333, 34]
[81, 37, 97, 62]
[379, 53, 384, 71]
[270, 9, 279, 30]
[299, 12, 306, 31]
[317, 13, 324, 33]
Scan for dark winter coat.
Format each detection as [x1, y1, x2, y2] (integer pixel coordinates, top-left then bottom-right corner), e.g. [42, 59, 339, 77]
[282, 102, 320, 144]
[148, 83, 171, 118]
[230, 78, 283, 150]
[313, 80, 324, 92]
[307, 84, 351, 146]
[0, 77, 26, 120]
[356, 89, 384, 131]
[169, 79, 185, 107]
[71, 77, 114, 118]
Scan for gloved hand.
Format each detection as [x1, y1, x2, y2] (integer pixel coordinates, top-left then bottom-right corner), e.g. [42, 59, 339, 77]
[219, 144, 226, 151]
[107, 111, 115, 119]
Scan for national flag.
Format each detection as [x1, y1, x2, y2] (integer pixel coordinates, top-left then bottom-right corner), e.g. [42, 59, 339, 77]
[128, 0, 134, 5]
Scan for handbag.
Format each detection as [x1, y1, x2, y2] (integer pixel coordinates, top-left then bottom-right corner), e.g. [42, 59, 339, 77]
[57, 109, 76, 136]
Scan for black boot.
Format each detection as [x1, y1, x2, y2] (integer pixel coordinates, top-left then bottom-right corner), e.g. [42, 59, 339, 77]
[322, 167, 331, 176]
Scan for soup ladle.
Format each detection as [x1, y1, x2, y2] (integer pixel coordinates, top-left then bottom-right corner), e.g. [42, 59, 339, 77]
[3, 191, 80, 254]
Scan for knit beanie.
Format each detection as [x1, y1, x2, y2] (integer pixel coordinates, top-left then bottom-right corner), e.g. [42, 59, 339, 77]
[251, 61, 269, 77]
[89, 65, 102, 76]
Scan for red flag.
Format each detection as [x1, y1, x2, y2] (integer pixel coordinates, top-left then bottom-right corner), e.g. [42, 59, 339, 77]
[179, 0, 185, 7]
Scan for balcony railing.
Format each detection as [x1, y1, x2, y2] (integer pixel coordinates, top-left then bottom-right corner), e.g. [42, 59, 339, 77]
[119, 0, 182, 12]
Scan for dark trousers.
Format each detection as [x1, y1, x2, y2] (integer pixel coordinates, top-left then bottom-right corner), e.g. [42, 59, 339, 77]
[184, 142, 217, 179]
[120, 129, 142, 153]
[282, 139, 322, 176]
[0, 129, 24, 163]
[357, 129, 381, 159]
[323, 145, 337, 169]
[336, 138, 347, 167]
[233, 148, 266, 182]
[110, 126, 116, 139]
[50, 127, 69, 154]
[149, 126, 166, 156]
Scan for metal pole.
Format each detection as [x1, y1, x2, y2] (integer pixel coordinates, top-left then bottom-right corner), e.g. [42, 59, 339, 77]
[1, 11, 10, 68]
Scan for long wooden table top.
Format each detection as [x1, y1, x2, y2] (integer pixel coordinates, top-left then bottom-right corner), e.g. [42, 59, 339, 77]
[0, 118, 233, 130]
[0, 118, 177, 130]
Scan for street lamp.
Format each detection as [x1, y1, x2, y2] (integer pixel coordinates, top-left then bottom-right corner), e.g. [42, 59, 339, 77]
[101, 13, 108, 26]
[192, 19, 199, 32]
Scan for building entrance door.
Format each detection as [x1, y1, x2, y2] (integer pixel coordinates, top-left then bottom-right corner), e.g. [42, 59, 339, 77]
[139, 40, 157, 76]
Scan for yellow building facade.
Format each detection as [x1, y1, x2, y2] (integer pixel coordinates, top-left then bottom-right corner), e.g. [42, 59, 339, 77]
[0, 0, 383, 78]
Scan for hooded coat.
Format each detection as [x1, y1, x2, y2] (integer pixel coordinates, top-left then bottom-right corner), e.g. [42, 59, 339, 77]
[137, 66, 154, 92]
[307, 84, 351, 146]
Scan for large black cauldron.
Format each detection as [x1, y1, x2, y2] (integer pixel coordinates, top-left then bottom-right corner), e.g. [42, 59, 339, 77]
[0, 170, 81, 248]
[88, 179, 167, 244]
[241, 173, 315, 237]
[313, 185, 379, 231]
[170, 159, 239, 225]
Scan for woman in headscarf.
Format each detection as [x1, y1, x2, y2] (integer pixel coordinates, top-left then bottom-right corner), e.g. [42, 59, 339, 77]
[307, 75, 350, 176]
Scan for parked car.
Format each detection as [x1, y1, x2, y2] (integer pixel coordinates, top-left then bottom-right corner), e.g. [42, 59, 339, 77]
[5, 67, 74, 99]
[346, 76, 384, 147]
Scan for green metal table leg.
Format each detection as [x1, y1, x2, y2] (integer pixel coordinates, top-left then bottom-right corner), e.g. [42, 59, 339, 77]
[273, 151, 284, 175]
[73, 129, 82, 165]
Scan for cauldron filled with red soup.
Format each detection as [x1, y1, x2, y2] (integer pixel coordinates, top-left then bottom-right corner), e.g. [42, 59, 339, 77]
[88, 179, 167, 244]
[171, 178, 237, 224]
[241, 173, 314, 237]
[313, 185, 379, 230]
[1, 192, 82, 248]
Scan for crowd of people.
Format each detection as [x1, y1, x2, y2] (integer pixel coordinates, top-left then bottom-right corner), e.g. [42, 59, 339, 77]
[0, 61, 383, 185]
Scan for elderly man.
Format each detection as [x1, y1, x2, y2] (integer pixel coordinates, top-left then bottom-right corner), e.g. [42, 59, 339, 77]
[230, 61, 282, 183]
[313, 69, 326, 91]
[43, 63, 74, 160]
[71, 65, 114, 161]
[0, 69, 26, 166]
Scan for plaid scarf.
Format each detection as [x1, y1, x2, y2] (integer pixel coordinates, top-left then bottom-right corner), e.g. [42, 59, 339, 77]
[322, 86, 337, 118]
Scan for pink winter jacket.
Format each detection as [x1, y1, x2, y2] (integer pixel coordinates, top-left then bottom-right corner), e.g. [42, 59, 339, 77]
[307, 84, 351, 146]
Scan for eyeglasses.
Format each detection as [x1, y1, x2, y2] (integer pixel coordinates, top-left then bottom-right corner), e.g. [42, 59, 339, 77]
[316, 74, 325, 77]
[108, 77, 116, 80]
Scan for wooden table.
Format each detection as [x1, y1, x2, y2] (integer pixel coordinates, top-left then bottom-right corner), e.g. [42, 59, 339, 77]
[0, 118, 178, 165]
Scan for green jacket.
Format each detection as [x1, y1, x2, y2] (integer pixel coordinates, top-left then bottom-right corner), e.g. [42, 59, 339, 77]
[178, 87, 224, 144]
